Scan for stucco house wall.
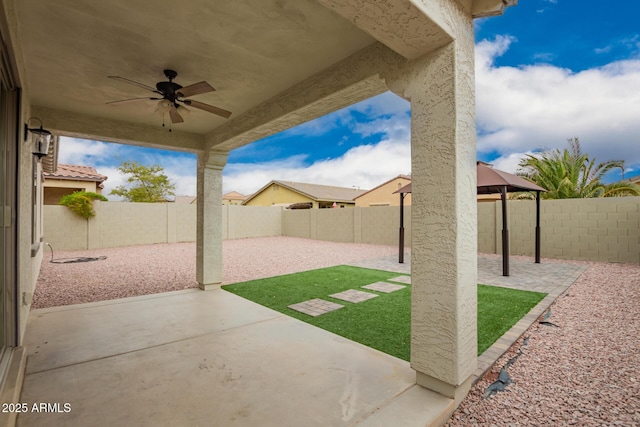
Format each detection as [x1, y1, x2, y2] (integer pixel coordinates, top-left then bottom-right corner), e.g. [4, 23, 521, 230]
[355, 176, 412, 207]
[244, 184, 318, 208]
[15, 106, 46, 348]
[43, 179, 100, 205]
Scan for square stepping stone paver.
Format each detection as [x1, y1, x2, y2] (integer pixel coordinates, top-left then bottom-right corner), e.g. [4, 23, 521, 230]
[362, 281, 406, 293]
[389, 275, 411, 285]
[329, 289, 378, 303]
[288, 299, 343, 317]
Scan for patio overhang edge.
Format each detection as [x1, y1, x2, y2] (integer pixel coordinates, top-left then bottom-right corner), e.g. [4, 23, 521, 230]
[30, 105, 205, 153]
[204, 42, 405, 153]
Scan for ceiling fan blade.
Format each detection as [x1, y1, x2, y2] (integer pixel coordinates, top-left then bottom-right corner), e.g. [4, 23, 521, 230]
[108, 76, 159, 93]
[106, 97, 160, 104]
[176, 81, 215, 98]
[169, 106, 184, 123]
[183, 100, 232, 118]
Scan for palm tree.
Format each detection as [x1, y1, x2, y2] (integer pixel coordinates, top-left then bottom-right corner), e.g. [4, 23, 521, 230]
[515, 138, 640, 199]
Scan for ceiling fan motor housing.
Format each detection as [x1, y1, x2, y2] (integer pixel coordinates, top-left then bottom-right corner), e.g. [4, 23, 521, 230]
[156, 81, 183, 102]
[157, 70, 183, 103]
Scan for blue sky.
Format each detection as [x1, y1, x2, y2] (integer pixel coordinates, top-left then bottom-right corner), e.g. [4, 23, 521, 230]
[60, 0, 640, 198]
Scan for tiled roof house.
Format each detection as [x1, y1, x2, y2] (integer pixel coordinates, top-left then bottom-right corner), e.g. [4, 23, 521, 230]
[43, 164, 108, 205]
[223, 191, 247, 205]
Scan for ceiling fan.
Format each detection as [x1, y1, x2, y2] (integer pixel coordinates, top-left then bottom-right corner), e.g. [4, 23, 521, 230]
[106, 69, 232, 128]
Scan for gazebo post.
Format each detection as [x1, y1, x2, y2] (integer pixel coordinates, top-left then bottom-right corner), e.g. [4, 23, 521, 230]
[399, 192, 405, 263]
[501, 186, 509, 276]
[535, 190, 541, 263]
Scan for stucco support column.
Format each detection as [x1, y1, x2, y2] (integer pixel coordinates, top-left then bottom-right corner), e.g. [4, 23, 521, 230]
[385, 40, 477, 403]
[196, 150, 228, 290]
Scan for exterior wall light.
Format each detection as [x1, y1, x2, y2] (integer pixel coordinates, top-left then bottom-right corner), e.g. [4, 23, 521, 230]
[24, 117, 52, 160]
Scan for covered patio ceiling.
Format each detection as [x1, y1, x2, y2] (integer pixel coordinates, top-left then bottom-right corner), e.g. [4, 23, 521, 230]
[10, 0, 514, 153]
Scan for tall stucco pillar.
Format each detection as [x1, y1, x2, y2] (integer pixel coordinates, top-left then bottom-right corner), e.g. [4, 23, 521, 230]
[196, 150, 228, 290]
[386, 40, 477, 403]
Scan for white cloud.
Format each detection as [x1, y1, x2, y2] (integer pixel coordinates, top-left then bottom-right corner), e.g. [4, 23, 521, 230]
[223, 92, 411, 196]
[223, 137, 410, 195]
[57, 138, 118, 165]
[489, 151, 535, 174]
[476, 36, 640, 174]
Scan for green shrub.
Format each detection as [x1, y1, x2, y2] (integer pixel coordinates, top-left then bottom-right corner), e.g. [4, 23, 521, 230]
[58, 191, 108, 219]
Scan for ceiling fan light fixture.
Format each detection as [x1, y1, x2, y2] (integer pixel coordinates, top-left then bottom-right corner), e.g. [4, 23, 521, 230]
[155, 99, 172, 115]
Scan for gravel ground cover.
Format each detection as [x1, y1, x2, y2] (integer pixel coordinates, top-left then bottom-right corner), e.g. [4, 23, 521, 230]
[447, 260, 640, 427]
[33, 236, 397, 309]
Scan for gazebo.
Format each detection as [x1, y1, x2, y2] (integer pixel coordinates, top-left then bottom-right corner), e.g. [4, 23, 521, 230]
[395, 162, 547, 276]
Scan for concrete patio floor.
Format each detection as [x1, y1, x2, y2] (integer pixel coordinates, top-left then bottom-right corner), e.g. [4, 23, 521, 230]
[18, 253, 587, 427]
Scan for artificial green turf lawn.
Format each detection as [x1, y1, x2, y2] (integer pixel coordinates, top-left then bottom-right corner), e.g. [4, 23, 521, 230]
[223, 265, 546, 361]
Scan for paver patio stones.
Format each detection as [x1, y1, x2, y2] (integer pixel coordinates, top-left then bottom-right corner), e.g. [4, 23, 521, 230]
[362, 282, 406, 293]
[288, 298, 343, 317]
[329, 289, 378, 303]
[389, 275, 412, 284]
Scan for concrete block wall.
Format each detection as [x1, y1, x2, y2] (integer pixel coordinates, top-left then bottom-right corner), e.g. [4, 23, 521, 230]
[361, 206, 411, 247]
[477, 202, 496, 253]
[476, 197, 640, 263]
[226, 205, 282, 239]
[282, 209, 312, 239]
[175, 204, 196, 242]
[42, 206, 88, 250]
[44, 198, 640, 263]
[282, 207, 411, 247]
[316, 208, 355, 243]
[93, 202, 169, 248]
[536, 198, 639, 263]
[44, 203, 279, 250]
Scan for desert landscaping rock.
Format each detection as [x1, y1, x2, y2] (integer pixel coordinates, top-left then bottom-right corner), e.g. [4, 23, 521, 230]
[33, 236, 397, 309]
[447, 260, 640, 426]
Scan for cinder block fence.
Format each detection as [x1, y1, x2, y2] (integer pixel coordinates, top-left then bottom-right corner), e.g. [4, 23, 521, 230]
[44, 197, 640, 263]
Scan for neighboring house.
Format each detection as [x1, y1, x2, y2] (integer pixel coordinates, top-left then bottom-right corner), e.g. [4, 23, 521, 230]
[242, 180, 368, 208]
[355, 175, 411, 207]
[185, 192, 246, 205]
[43, 164, 107, 205]
[223, 191, 247, 205]
[174, 195, 197, 204]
